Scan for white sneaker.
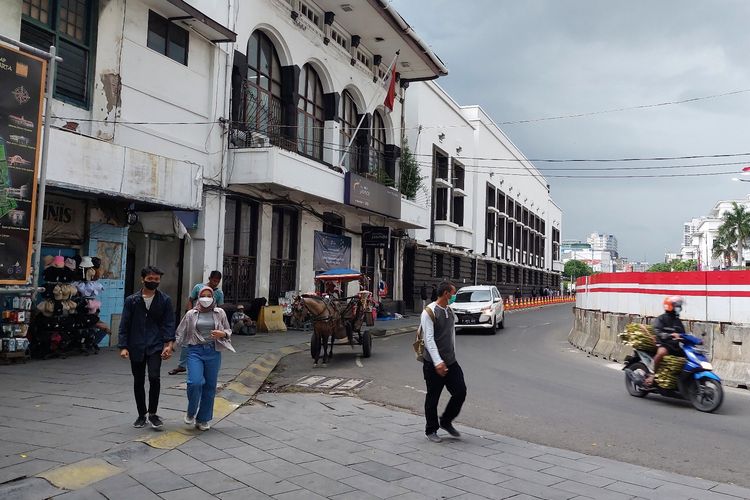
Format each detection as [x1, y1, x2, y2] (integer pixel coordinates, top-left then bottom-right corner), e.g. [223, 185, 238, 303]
[184, 413, 196, 425]
[196, 422, 210, 431]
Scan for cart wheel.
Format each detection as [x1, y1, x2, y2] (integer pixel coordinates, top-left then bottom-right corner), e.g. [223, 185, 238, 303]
[310, 332, 320, 359]
[362, 331, 372, 358]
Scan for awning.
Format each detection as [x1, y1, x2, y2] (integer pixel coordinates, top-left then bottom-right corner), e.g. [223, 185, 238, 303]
[315, 268, 363, 282]
[162, 0, 236, 43]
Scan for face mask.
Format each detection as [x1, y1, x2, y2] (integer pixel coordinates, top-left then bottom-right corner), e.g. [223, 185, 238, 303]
[143, 281, 159, 290]
[448, 294, 456, 305]
[198, 297, 214, 308]
[674, 306, 682, 314]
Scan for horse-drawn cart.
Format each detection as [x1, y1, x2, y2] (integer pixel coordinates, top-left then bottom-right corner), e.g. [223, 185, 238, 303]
[294, 268, 374, 365]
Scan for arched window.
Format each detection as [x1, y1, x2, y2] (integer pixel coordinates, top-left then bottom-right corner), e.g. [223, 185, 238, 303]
[369, 111, 387, 178]
[246, 31, 283, 141]
[297, 64, 324, 160]
[340, 90, 361, 172]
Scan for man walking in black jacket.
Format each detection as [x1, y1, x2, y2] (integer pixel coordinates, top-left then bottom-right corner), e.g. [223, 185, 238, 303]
[118, 266, 176, 428]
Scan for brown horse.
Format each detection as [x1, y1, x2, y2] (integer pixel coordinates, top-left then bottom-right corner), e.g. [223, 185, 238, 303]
[295, 295, 345, 366]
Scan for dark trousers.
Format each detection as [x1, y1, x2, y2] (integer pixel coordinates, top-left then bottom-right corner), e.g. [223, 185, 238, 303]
[130, 351, 162, 416]
[423, 360, 467, 435]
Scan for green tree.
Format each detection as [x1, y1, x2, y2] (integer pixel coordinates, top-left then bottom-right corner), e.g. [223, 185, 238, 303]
[712, 233, 737, 269]
[399, 143, 423, 201]
[672, 259, 698, 272]
[564, 260, 593, 280]
[648, 262, 672, 272]
[717, 202, 750, 268]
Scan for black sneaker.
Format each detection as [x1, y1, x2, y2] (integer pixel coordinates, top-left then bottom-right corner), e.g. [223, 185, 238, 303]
[440, 423, 461, 438]
[148, 414, 164, 429]
[133, 416, 147, 428]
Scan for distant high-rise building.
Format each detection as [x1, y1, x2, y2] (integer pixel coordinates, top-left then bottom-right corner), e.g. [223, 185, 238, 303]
[587, 233, 618, 257]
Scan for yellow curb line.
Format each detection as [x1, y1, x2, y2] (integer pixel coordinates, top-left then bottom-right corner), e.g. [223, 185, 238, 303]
[38, 458, 122, 490]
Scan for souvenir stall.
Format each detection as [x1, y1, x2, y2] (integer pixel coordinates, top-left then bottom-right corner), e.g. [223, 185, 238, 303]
[28, 254, 107, 359]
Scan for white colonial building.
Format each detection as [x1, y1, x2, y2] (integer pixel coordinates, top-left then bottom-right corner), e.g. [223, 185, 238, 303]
[682, 197, 750, 270]
[402, 81, 563, 304]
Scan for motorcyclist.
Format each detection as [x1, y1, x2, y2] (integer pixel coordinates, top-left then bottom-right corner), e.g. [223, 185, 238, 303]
[645, 296, 686, 387]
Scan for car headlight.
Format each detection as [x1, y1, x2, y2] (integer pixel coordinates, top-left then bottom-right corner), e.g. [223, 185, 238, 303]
[481, 308, 493, 315]
[700, 361, 713, 371]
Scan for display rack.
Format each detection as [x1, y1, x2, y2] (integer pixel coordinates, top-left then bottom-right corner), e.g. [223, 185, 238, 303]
[0, 294, 31, 363]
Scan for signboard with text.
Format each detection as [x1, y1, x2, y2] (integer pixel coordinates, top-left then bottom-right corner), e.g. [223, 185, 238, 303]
[313, 231, 352, 272]
[362, 225, 391, 249]
[0, 44, 45, 284]
[344, 172, 401, 219]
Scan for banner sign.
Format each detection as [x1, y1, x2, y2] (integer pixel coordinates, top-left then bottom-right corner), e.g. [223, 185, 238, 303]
[344, 171, 401, 219]
[42, 194, 86, 243]
[362, 225, 391, 249]
[0, 45, 45, 284]
[313, 231, 352, 272]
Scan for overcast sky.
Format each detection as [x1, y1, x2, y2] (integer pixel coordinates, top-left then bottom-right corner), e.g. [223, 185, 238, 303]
[391, 0, 750, 263]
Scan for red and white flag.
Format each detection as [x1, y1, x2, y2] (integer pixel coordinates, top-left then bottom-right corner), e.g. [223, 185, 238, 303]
[382, 53, 398, 112]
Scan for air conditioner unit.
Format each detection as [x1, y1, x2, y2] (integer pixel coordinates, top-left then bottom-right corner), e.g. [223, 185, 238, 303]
[249, 131, 271, 148]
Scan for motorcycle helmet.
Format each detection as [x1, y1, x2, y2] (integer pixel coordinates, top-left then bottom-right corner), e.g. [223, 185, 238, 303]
[663, 296, 684, 313]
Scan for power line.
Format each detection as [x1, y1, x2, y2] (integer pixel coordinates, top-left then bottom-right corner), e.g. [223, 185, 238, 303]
[495, 88, 750, 125]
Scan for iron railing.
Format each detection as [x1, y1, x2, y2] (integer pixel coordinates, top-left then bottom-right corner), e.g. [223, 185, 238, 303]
[269, 258, 296, 304]
[223, 255, 257, 304]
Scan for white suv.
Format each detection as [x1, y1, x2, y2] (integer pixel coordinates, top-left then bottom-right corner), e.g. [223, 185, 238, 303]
[452, 285, 505, 333]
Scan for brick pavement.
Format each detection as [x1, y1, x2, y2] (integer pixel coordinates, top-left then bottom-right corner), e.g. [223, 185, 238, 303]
[1, 318, 750, 499]
[4, 392, 750, 499]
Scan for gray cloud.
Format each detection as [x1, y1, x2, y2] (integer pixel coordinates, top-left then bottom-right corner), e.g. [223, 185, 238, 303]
[392, 0, 750, 262]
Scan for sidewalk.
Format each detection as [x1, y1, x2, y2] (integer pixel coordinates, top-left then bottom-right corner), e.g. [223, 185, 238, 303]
[10, 392, 750, 499]
[0, 320, 414, 493]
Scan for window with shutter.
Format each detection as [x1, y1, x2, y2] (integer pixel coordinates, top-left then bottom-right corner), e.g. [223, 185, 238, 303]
[20, 0, 96, 108]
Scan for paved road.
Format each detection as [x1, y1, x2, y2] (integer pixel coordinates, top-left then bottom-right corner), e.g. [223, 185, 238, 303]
[272, 304, 750, 487]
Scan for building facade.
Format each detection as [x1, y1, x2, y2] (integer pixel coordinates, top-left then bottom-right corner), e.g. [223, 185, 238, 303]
[1, 0, 235, 327]
[402, 82, 563, 309]
[586, 232, 618, 257]
[223, 0, 447, 307]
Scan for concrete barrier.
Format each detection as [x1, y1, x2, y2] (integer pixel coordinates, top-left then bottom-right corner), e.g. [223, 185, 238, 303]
[712, 325, 750, 388]
[570, 307, 750, 388]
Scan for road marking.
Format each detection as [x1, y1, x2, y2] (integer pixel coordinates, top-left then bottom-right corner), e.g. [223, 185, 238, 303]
[296, 376, 326, 387]
[337, 378, 365, 390]
[317, 377, 345, 389]
[294, 376, 369, 392]
[606, 363, 623, 371]
[355, 357, 364, 368]
[404, 384, 427, 395]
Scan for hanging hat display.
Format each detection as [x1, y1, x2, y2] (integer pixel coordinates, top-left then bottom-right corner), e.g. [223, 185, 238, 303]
[52, 256, 65, 268]
[80, 256, 94, 268]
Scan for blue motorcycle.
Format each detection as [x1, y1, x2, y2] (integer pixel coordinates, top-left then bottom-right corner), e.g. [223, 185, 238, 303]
[623, 333, 723, 412]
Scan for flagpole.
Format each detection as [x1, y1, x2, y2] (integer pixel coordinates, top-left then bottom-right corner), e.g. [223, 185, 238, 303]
[338, 50, 400, 170]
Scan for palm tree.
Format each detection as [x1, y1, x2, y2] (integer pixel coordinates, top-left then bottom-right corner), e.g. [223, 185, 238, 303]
[717, 202, 750, 268]
[712, 233, 737, 270]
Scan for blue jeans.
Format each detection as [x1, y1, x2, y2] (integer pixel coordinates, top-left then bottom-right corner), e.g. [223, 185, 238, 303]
[186, 344, 222, 423]
[178, 347, 188, 369]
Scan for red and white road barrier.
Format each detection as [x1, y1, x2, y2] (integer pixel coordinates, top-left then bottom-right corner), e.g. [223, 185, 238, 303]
[576, 271, 750, 324]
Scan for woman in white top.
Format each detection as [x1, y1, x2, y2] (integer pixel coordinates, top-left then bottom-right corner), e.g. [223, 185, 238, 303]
[175, 286, 234, 431]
